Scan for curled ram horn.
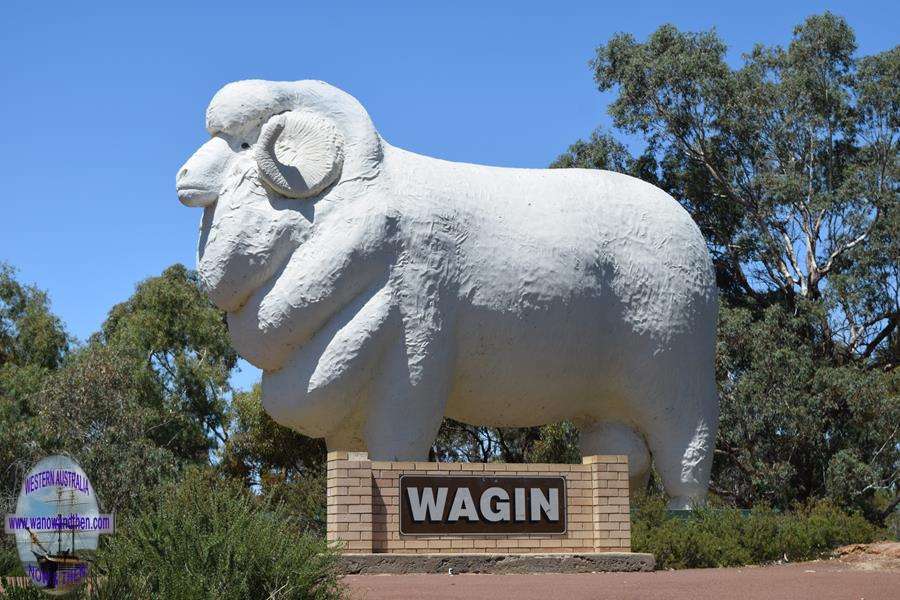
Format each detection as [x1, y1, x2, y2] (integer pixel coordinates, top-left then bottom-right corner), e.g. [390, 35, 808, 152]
[253, 111, 344, 199]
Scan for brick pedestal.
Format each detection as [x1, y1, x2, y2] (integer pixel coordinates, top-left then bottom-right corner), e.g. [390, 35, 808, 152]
[326, 452, 631, 554]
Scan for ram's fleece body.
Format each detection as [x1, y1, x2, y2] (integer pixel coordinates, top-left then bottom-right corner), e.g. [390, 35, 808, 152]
[177, 80, 719, 508]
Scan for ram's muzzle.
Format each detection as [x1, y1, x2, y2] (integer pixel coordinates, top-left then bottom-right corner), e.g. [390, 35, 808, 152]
[176, 137, 233, 207]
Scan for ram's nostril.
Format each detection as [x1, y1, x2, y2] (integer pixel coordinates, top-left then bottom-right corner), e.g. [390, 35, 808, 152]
[178, 168, 188, 180]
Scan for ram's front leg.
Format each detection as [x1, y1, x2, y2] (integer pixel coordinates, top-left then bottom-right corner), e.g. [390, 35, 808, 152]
[261, 280, 398, 443]
[228, 212, 394, 371]
[361, 306, 456, 461]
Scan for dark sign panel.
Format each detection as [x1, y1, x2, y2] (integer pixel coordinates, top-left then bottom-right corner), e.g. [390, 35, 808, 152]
[399, 475, 567, 535]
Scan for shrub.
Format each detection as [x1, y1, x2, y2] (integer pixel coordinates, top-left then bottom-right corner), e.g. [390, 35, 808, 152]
[0, 586, 44, 600]
[262, 474, 328, 539]
[632, 494, 877, 569]
[0, 539, 21, 577]
[90, 468, 343, 600]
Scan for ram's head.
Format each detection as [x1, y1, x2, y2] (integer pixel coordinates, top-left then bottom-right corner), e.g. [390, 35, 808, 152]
[176, 80, 382, 312]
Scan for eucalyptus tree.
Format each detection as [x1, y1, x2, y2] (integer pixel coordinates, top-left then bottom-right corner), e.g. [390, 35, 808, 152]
[100, 264, 237, 461]
[551, 13, 898, 515]
[591, 14, 897, 363]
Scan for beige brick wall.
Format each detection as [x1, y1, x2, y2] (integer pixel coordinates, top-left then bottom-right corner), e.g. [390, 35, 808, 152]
[327, 451, 630, 554]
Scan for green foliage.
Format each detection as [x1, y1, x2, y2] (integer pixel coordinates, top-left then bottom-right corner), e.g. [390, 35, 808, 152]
[0, 263, 334, 539]
[221, 385, 327, 535]
[0, 262, 69, 371]
[589, 12, 897, 359]
[221, 385, 326, 485]
[0, 263, 70, 503]
[555, 12, 899, 518]
[261, 474, 328, 539]
[714, 303, 899, 514]
[0, 541, 20, 578]
[825, 449, 877, 509]
[0, 264, 249, 522]
[0, 586, 44, 600]
[27, 343, 183, 516]
[550, 129, 634, 172]
[430, 419, 580, 465]
[101, 264, 237, 461]
[525, 422, 582, 464]
[91, 468, 342, 600]
[632, 494, 876, 569]
[550, 128, 661, 185]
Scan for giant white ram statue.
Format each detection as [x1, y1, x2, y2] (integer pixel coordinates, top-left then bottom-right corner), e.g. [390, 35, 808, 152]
[176, 79, 719, 508]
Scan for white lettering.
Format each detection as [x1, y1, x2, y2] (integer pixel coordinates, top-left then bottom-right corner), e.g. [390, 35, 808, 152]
[480, 487, 510, 522]
[514, 488, 526, 521]
[447, 488, 479, 522]
[530, 488, 559, 521]
[407, 487, 448, 522]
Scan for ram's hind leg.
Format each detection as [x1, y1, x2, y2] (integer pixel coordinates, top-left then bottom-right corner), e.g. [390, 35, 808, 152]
[579, 421, 651, 495]
[640, 357, 719, 510]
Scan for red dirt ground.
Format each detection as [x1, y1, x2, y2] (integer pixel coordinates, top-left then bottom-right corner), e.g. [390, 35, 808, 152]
[344, 546, 900, 600]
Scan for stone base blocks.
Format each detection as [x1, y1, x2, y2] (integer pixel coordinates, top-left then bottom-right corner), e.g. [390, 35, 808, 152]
[338, 552, 655, 574]
[326, 451, 632, 555]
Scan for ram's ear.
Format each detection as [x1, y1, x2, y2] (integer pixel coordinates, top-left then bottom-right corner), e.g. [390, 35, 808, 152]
[253, 111, 344, 199]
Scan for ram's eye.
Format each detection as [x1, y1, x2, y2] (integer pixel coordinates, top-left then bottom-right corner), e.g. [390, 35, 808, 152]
[240, 142, 250, 150]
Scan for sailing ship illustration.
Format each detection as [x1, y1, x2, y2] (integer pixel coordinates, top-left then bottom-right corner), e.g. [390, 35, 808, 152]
[23, 487, 91, 592]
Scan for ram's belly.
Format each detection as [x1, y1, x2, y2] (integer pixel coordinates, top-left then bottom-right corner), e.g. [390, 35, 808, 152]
[446, 293, 624, 427]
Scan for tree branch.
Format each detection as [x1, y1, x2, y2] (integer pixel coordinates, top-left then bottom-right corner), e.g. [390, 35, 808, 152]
[820, 208, 881, 275]
[861, 313, 899, 361]
[848, 310, 900, 351]
[774, 223, 804, 289]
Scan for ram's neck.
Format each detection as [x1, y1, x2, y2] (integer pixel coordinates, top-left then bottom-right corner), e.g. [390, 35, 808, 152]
[380, 143, 506, 207]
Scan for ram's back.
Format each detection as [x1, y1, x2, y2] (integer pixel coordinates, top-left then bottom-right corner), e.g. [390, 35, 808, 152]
[388, 145, 714, 326]
[384, 146, 717, 425]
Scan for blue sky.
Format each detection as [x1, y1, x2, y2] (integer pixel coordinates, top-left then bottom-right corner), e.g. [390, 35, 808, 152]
[1, 1, 897, 391]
